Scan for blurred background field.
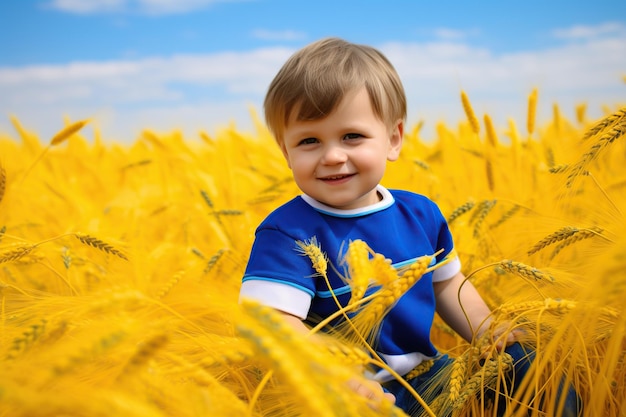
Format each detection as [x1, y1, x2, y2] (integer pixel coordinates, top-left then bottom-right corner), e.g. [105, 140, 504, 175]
[0, 90, 624, 415]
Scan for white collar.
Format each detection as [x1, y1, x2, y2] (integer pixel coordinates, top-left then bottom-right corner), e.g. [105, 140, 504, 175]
[300, 185, 394, 218]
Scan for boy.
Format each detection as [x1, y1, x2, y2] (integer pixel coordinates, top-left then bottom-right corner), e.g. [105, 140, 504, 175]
[239, 37, 576, 416]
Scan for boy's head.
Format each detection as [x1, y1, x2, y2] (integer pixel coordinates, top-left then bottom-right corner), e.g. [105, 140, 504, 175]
[264, 37, 407, 144]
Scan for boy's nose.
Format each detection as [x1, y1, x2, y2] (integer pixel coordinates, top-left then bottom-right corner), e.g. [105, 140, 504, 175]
[321, 145, 348, 165]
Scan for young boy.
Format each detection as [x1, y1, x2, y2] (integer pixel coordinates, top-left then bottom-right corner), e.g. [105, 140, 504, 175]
[239, 37, 577, 416]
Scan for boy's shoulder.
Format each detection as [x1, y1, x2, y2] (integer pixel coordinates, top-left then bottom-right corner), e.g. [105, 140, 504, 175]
[387, 188, 435, 206]
[257, 196, 312, 227]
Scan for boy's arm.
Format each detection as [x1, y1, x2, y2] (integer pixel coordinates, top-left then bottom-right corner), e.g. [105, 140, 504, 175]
[433, 271, 493, 343]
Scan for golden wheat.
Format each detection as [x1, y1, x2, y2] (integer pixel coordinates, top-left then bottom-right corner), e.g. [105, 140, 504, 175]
[567, 108, 626, 187]
[0, 161, 6, 206]
[1, 92, 625, 416]
[461, 90, 480, 135]
[296, 237, 328, 278]
[496, 259, 555, 282]
[581, 108, 626, 141]
[447, 200, 475, 224]
[0, 244, 35, 264]
[343, 239, 374, 305]
[74, 233, 128, 260]
[527, 88, 538, 135]
[405, 359, 435, 381]
[50, 119, 90, 146]
[527, 226, 597, 255]
[343, 254, 434, 346]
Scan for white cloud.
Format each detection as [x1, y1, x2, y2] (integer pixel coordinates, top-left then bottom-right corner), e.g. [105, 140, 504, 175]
[1, 22, 625, 143]
[45, 0, 242, 15]
[46, 0, 127, 14]
[432, 28, 479, 41]
[552, 21, 626, 40]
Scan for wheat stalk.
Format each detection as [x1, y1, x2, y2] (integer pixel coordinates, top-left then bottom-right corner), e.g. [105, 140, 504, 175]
[485, 159, 495, 192]
[548, 164, 569, 174]
[0, 244, 35, 264]
[118, 333, 169, 379]
[155, 271, 184, 299]
[0, 161, 6, 206]
[576, 103, 587, 125]
[19, 119, 91, 183]
[447, 200, 475, 224]
[238, 301, 337, 417]
[342, 239, 374, 305]
[553, 103, 562, 133]
[527, 88, 538, 135]
[471, 200, 497, 238]
[489, 204, 521, 229]
[5, 319, 47, 360]
[50, 119, 90, 145]
[204, 248, 226, 274]
[496, 259, 555, 282]
[325, 343, 371, 368]
[347, 254, 434, 344]
[528, 226, 604, 256]
[413, 159, 430, 171]
[451, 353, 513, 411]
[74, 233, 128, 260]
[567, 110, 626, 187]
[550, 226, 604, 258]
[295, 237, 328, 278]
[527, 226, 577, 255]
[461, 90, 480, 135]
[448, 357, 468, 403]
[495, 298, 576, 317]
[484, 114, 498, 147]
[581, 108, 626, 141]
[405, 359, 435, 381]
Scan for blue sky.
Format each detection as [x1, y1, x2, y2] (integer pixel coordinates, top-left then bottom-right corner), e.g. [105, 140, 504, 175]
[1, 0, 625, 142]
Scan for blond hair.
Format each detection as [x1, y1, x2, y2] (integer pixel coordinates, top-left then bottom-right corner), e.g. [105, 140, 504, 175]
[264, 37, 406, 144]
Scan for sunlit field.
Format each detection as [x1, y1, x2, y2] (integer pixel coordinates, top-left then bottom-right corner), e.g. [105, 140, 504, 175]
[1, 90, 625, 416]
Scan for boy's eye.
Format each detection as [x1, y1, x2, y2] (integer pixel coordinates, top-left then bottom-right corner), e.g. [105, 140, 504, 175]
[344, 133, 362, 140]
[298, 137, 318, 145]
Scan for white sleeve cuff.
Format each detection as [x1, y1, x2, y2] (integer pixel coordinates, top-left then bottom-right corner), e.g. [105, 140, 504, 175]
[239, 280, 312, 319]
[432, 257, 462, 282]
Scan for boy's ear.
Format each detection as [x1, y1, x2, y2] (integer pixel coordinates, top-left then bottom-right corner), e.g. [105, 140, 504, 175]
[387, 119, 404, 162]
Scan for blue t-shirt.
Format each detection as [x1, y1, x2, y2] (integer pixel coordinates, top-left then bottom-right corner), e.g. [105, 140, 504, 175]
[240, 185, 461, 381]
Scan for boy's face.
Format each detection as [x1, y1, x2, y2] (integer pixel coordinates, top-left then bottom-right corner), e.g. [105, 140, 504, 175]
[280, 88, 403, 210]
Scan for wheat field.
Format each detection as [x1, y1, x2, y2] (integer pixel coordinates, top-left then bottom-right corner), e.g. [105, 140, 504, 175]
[0, 90, 625, 416]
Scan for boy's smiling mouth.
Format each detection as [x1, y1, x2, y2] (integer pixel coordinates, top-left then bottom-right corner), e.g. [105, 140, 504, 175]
[318, 173, 355, 182]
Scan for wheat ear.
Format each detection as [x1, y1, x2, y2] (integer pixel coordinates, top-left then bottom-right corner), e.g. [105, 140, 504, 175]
[74, 233, 128, 260]
[581, 108, 626, 141]
[295, 237, 328, 278]
[0, 162, 6, 206]
[550, 226, 604, 257]
[527, 88, 538, 135]
[20, 119, 91, 183]
[0, 245, 35, 264]
[452, 353, 513, 411]
[496, 259, 555, 282]
[447, 200, 475, 224]
[461, 90, 480, 135]
[528, 226, 604, 256]
[567, 109, 626, 187]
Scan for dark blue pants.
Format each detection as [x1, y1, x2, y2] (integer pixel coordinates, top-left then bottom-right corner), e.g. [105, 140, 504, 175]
[383, 343, 580, 416]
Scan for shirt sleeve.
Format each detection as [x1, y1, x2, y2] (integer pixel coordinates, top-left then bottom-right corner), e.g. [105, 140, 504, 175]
[240, 227, 318, 319]
[239, 280, 312, 319]
[430, 201, 462, 282]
